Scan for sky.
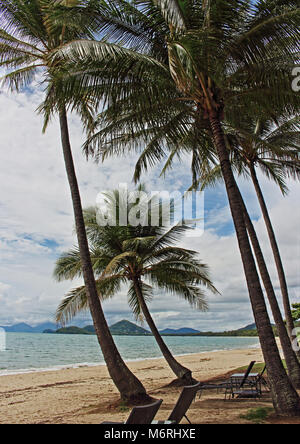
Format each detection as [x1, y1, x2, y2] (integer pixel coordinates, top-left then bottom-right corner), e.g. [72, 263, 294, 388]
[0, 84, 299, 331]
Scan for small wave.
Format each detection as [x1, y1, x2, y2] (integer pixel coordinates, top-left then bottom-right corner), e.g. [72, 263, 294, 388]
[0, 342, 262, 377]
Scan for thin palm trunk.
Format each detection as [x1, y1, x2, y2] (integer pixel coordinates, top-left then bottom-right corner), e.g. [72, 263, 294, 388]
[249, 163, 300, 359]
[59, 106, 148, 402]
[208, 111, 300, 415]
[133, 278, 193, 384]
[238, 190, 300, 388]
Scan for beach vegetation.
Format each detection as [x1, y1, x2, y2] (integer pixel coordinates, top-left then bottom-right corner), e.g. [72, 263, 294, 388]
[240, 407, 274, 424]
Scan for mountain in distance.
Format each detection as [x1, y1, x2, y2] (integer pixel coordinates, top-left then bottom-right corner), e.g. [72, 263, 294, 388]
[237, 323, 275, 331]
[1, 322, 58, 333]
[159, 327, 200, 335]
[54, 326, 92, 335]
[0, 322, 34, 333]
[237, 323, 257, 331]
[44, 320, 152, 336]
[109, 320, 151, 336]
[32, 322, 59, 332]
[2, 320, 270, 336]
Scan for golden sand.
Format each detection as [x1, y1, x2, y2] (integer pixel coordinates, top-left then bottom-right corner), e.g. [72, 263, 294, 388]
[2, 345, 290, 424]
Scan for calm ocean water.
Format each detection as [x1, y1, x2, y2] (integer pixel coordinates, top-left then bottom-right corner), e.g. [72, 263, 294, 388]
[0, 333, 260, 376]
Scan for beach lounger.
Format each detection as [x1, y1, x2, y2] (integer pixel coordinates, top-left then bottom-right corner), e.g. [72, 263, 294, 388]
[152, 382, 201, 425]
[198, 361, 257, 399]
[100, 398, 163, 424]
[230, 365, 268, 393]
[227, 361, 261, 400]
[228, 360, 256, 388]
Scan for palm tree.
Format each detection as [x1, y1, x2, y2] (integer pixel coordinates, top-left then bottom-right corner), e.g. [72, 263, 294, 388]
[54, 191, 218, 383]
[209, 115, 300, 359]
[151, 115, 300, 386]
[237, 188, 300, 387]
[0, 0, 147, 401]
[55, 0, 300, 415]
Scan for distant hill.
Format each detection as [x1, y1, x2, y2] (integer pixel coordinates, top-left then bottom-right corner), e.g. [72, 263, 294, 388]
[237, 323, 257, 331]
[32, 322, 59, 333]
[82, 325, 96, 334]
[55, 326, 92, 335]
[159, 327, 200, 335]
[237, 323, 275, 331]
[42, 320, 151, 336]
[109, 320, 151, 336]
[1, 322, 58, 333]
[0, 322, 33, 332]
[3, 320, 278, 337]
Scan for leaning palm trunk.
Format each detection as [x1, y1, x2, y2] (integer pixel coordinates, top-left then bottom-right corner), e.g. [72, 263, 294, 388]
[249, 163, 300, 360]
[237, 190, 300, 388]
[133, 279, 193, 384]
[59, 107, 147, 402]
[208, 111, 300, 415]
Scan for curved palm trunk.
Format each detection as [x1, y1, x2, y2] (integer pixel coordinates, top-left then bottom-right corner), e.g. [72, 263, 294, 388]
[59, 107, 148, 402]
[238, 190, 300, 388]
[133, 279, 193, 384]
[249, 163, 300, 359]
[208, 111, 300, 415]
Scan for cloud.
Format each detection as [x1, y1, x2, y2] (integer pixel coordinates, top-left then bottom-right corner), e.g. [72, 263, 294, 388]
[0, 86, 299, 330]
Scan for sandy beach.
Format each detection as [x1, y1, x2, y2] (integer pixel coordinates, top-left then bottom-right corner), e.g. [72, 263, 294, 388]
[2, 345, 298, 424]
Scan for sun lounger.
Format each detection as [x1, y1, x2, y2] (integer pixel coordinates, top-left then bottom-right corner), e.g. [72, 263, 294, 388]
[152, 382, 201, 424]
[101, 398, 163, 424]
[230, 365, 267, 393]
[198, 361, 257, 399]
[227, 361, 261, 400]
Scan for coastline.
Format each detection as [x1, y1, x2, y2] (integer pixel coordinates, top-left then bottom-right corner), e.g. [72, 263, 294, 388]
[0, 341, 261, 378]
[0, 345, 273, 424]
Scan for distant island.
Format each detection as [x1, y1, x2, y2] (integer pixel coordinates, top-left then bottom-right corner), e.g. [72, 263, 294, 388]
[0, 322, 59, 333]
[43, 320, 266, 337]
[44, 320, 151, 336]
[2, 319, 282, 337]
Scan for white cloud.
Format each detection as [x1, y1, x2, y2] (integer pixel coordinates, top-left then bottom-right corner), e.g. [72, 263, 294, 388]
[0, 86, 299, 330]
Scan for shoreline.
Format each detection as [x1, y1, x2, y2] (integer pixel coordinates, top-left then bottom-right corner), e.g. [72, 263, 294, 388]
[0, 345, 273, 424]
[0, 342, 261, 377]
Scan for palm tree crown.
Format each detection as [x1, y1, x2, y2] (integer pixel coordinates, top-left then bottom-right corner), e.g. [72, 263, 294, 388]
[54, 192, 217, 326]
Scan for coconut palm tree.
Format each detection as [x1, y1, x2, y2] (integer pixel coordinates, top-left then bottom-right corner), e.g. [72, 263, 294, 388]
[156, 112, 300, 366]
[0, 0, 148, 401]
[197, 115, 300, 359]
[54, 0, 300, 414]
[54, 190, 218, 383]
[147, 114, 300, 385]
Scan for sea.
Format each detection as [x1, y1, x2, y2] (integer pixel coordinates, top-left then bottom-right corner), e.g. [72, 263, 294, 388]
[0, 332, 261, 376]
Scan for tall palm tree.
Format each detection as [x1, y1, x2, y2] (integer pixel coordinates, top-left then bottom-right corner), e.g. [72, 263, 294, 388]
[161, 113, 300, 365]
[54, 192, 218, 383]
[142, 114, 300, 385]
[55, 0, 300, 414]
[0, 0, 147, 401]
[199, 115, 300, 359]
